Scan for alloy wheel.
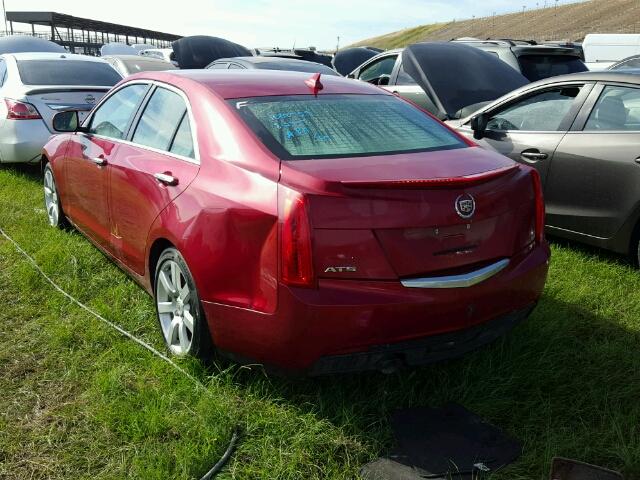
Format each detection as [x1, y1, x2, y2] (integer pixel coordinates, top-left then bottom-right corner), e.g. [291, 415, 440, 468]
[44, 168, 59, 227]
[156, 259, 195, 355]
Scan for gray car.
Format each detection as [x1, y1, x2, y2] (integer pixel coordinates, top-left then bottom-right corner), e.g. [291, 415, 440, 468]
[102, 54, 177, 77]
[206, 56, 339, 75]
[449, 71, 640, 263]
[0, 52, 121, 163]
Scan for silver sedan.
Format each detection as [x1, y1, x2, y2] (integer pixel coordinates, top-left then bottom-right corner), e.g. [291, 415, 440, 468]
[0, 52, 121, 163]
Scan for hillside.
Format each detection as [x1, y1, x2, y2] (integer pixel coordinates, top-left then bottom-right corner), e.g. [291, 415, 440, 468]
[352, 0, 640, 49]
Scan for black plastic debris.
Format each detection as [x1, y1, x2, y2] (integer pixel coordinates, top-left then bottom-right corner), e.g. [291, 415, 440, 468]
[361, 403, 522, 480]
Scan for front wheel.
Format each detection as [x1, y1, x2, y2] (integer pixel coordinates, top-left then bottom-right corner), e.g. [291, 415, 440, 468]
[43, 163, 67, 228]
[154, 247, 213, 359]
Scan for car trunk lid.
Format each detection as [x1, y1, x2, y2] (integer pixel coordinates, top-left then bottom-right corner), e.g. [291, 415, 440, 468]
[22, 86, 110, 132]
[280, 147, 536, 281]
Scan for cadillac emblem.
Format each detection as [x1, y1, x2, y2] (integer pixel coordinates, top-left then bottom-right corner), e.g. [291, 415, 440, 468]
[455, 193, 475, 219]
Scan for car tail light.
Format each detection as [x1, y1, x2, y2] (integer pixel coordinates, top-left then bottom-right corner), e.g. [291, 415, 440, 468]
[5, 98, 41, 120]
[530, 169, 545, 243]
[279, 187, 314, 287]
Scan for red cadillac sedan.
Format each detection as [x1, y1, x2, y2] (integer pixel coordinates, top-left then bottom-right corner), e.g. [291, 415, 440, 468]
[42, 70, 549, 374]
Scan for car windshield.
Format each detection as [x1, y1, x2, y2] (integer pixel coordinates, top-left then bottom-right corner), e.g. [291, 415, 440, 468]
[17, 60, 122, 86]
[517, 55, 587, 81]
[230, 94, 466, 160]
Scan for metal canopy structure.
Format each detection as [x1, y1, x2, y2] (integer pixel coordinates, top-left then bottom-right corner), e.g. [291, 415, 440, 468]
[5, 11, 182, 55]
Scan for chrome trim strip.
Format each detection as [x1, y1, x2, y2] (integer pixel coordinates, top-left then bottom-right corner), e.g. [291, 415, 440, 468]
[401, 258, 510, 289]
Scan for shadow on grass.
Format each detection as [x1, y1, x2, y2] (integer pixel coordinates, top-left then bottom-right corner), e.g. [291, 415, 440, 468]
[548, 234, 635, 269]
[222, 297, 640, 477]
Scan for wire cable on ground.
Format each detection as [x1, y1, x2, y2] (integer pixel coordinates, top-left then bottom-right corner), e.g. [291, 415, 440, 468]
[0, 226, 238, 480]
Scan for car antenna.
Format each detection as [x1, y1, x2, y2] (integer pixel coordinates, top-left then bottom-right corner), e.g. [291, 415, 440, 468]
[305, 73, 323, 96]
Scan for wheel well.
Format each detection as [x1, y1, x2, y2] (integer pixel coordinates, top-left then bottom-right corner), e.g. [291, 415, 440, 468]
[148, 238, 175, 288]
[40, 155, 49, 173]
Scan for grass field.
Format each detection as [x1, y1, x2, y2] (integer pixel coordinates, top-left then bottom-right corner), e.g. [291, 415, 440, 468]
[1, 164, 639, 479]
[351, 0, 638, 50]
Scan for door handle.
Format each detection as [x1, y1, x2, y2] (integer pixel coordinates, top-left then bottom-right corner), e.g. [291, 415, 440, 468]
[520, 150, 548, 162]
[90, 156, 107, 166]
[154, 172, 178, 186]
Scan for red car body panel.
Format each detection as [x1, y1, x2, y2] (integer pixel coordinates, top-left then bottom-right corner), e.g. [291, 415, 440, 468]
[43, 70, 550, 373]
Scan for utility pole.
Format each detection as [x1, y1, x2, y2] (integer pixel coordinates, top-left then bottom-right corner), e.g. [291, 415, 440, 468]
[2, 0, 7, 36]
[336, 36, 339, 53]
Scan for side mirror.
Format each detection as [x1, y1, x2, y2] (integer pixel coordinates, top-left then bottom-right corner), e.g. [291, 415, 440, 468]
[52, 110, 81, 133]
[470, 112, 489, 140]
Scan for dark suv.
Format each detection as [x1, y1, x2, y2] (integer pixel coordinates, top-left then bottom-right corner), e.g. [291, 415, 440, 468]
[452, 39, 588, 81]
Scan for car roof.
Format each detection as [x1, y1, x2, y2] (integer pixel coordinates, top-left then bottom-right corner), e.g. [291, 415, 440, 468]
[125, 69, 389, 99]
[215, 56, 325, 65]
[459, 70, 640, 121]
[526, 70, 640, 87]
[103, 54, 170, 63]
[7, 52, 107, 62]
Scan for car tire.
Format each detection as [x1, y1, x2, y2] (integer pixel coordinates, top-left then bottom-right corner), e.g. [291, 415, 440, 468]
[634, 235, 640, 268]
[154, 247, 214, 360]
[43, 163, 68, 229]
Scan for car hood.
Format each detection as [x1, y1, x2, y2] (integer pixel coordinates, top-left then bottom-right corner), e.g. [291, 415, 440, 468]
[172, 35, 251, 69]
[402, 42, 529, 119]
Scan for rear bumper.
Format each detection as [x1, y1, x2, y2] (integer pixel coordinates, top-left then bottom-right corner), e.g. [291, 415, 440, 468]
[308, 303, 534, 375]
[202, 242, 550, 372]
[0, 119, 50, 163]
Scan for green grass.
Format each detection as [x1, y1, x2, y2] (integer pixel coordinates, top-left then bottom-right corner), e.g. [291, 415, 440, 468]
[352, 22, 447, 50]
[1, 164, 639, 479]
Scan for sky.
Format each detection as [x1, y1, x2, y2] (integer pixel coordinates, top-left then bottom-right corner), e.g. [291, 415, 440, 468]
[11, 0, 583, 49]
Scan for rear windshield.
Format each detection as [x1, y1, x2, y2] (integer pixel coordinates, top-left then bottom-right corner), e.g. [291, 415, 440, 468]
[254, 61, 339, 75]
[121, 58, 177, 73]
[17, 60, 122, 86]
[517, 55, 587, 81]
[230, 94, 466, 160]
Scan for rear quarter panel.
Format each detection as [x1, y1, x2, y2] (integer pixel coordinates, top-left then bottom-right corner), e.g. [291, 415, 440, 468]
[145, 81, 281, 314]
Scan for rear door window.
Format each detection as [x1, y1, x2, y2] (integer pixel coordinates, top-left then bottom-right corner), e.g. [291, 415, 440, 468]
[17, 60, 122, 86]
[487, 86, 582, 131]
[231, 94, 465, 160]
[517, 55, 587, 81]
[169, 113, 195, 158]
[584, 85, 640, 131]
[89, 83, 149, 139]
[132, 86, 189, 153]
